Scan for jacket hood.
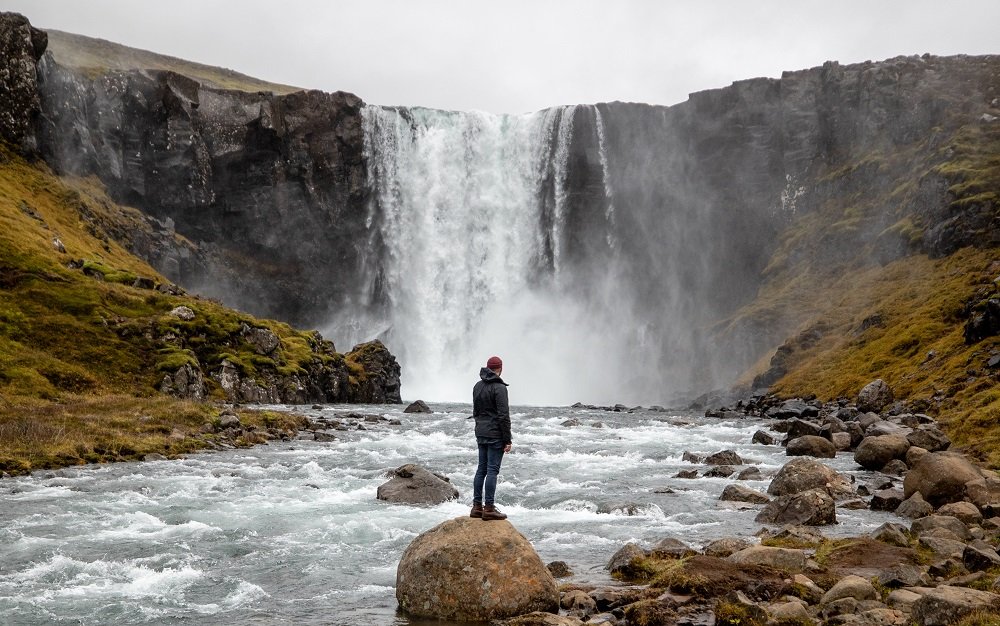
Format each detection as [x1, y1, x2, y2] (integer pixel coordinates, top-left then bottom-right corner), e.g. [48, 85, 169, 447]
[479, 367, 507, 385]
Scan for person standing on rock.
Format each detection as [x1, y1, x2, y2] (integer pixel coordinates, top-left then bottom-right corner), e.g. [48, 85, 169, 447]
[470, 355, 511, 521]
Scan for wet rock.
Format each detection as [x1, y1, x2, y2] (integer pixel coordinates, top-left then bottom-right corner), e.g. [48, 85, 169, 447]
[597, 502, 643, 515]
[675, 469, 698, 479]
[606, 542, 646, 577]
[736, 466, 763, 480]
[904, 452, 983, 506]
[547, 561, 573, 578]
[703, 537, 752, 558]
[704, 450, 743, 465]
[313, 431, 337, 442]
[560, 419, 580, 427]
[143, 453, 167, 462]
[376, 464, 458, 505]
[622, 599, 677, 626]
[589, 587, 643, 612]
[896, 492, 934, 519]
[857, 379, 894, 413]
[786, 435, 837, 458]
[502, 612, 585, 626]
[703, 465, 736, 478]
[720, 484, 770, 504]
[752, 430, 776, 445]
[854, 434, 911, 470]
[911, 585, 1000, 626]
[840, 498, 869, 510]
[871, 488, 904, 511]
[822, 575, 878, 604]
[403, 400, 432, 413]
[767, 457, 852, 497]
[345, 341, 402, 404]
[682, 451, 701, 463]
[395, 517, 558, 621]
[756, 488, 836, 526]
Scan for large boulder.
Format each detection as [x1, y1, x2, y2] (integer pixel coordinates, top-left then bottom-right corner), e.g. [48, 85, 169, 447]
[767, 457, 852, 497]
[821, 575, 877, 604]
[857, 379, 894, 413]
[854, 434, 910, 470]
[903, 452, 983, 506]
[756, 488, 836, 526]
[376, 464, 459, 504]
[727, 546, 807, 571]
[910, 585, 1000, 626]
[720, 484, 770, 504]
[786, 435, 837, 458]
[346, 340, 402, 403]
[396, 517, 559, 621]
[907, 425, 950, 452]
[704, 449, 743, 465]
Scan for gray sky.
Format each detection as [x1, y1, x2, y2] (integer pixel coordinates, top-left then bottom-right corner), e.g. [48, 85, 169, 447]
[6, 0, 1000, 114]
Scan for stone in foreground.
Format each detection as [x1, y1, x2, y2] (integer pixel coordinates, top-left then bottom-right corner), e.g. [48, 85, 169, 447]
[910, 585, 1000, 626]
[376, 464, 458, 505]
[396, 517, 558, 621]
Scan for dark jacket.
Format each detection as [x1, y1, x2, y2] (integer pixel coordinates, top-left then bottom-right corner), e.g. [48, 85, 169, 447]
[472, 367, 511, 444]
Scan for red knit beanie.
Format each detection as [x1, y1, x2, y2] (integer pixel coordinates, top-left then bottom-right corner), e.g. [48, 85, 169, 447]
[486, 356, 503, 371]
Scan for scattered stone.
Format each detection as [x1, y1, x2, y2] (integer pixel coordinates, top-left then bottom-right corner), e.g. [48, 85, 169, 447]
[912, 515, 973, 541]
[727, 546, 807, 571]
[882, 458, 909, 476]
[767, 457, 852, 497]
[376, 464, 458, 505]
[682, 451, 701, 463]
[143, 453, 167, 462]
[403, 400, 432, 413]
[752, 430, 776, 445]
[313, 431, 337, 442]
[703, 465, 736, 478]
[720, 484, 770, 504]
[964, 542, 1000, 572]
[854, 434, 911, 470]
[878, 563, 928, 588]
[169, 305, 195, 321]
[904, 452, 983, 506]
[871, 488, 904, 511]
[918, 536, 968, 560]
[831, 431, 853, 451]
[503, 612, 586, 626]
[896, 492, 934, 519]
[395, 517, 558, 621]
[840, 498, 868, 510]
[911, 585, 1000, 626]
[791, 573, 825, 604]
[887, 588, 923, 612]
[704, 450, 743, 465]
[561, 419, 580, 427]
[870, 522, 910, 547]
[703, 537, 751, 558]
[736, 466, 763, 480]
[907, 426, 951, 452]
[218, 412, 241, 429]
[560, 589, 596, 616]
[650, 537, 697, 559]
[606, 542, 647, 577]
[240, 323, 281, 355]
[821, 575, 878, 604]
[857, 379, 894, 413]
[765, 600, 811, 623]
[756, 488, 836, 526]
[938, 501, 984, 526]
[675, 469, 698, 479]
[785, 418, 824, 440]
[786, 435, 837, 458]
[547, 561, 573, 578]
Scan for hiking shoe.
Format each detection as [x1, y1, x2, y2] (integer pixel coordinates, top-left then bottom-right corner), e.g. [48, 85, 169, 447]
[481, 504, 507, 521]
[470, 502, 483, 518]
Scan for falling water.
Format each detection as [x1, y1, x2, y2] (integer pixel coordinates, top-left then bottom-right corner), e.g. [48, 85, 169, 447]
[348, 104, 658, 405]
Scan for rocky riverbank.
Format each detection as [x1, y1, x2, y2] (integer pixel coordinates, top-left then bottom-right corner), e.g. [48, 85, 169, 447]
[486, 381, 1000, 626]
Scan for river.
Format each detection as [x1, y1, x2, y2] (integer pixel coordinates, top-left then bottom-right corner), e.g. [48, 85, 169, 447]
[0, 403, 896, 625]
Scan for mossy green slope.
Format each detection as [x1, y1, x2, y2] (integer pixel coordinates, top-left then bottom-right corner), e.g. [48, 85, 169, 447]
[726, 114, 1000, 464]
[0, 148, 371, 473]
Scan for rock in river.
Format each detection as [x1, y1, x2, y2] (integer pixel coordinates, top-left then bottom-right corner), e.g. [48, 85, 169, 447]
[396, 517, 558, 621]
[376, 464, 458, 505]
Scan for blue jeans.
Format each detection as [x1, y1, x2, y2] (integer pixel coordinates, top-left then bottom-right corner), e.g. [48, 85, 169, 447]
[472, 438, 505, 506]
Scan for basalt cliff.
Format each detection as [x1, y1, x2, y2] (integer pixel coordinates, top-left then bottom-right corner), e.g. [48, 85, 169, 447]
[2, 13, 998, 454]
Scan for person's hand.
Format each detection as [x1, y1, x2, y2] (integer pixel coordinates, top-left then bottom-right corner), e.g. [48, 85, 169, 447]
[504, 444, 512, 453]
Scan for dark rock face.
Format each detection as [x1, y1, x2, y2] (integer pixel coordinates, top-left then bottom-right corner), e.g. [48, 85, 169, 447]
[0, 13, 46, 154]
[34, 55, 370, 327]
[345, 340, 401, 403]
[377, 464, 458, 505]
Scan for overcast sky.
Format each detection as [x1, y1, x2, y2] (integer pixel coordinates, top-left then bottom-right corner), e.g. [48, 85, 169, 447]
[7, 0, 1000, 114]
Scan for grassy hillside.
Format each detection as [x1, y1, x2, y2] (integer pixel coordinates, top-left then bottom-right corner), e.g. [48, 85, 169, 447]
[0, 147, 377, 474]
[45, 29, 301, 94]
[728, 115, 1000, 464]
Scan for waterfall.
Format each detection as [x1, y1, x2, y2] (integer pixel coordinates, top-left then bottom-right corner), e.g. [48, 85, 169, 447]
[348, 104, 660, 405]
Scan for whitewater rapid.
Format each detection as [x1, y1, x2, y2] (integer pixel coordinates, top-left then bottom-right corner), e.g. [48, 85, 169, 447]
[0, 404, 896, 625]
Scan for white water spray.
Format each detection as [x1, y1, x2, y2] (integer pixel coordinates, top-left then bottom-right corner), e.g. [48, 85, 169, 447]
[348, 105, 655, 405]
